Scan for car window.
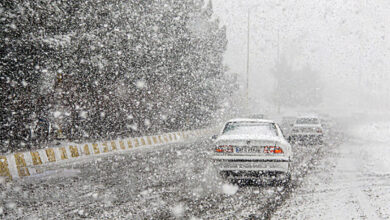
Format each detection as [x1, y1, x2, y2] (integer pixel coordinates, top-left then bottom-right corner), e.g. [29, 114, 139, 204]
[222, 122, 278, 136]
[278, 125, 286, 137]
[296, 118, 320, 124]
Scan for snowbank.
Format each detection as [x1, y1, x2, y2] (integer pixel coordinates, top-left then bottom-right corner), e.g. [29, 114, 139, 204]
[347, 121, 390, 176]
[348, 121, 390, 143]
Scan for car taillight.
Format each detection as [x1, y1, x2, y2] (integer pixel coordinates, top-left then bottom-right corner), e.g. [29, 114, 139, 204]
[264, 146, 284, 154]
[215, 145, 233, 153]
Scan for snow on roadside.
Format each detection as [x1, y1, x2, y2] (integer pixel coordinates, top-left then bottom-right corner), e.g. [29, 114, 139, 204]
[348, 121, 390, 175]
[273, 121, 390, 219]
[348, 121, 390, 218]
[349, 121, 390, 143]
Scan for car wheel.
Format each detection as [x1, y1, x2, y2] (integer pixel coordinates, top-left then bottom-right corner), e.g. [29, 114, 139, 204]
[274, 172, 291, 187]
[285, 172, 292, 182]
[271, 173, 291, 187]
[283, 162, 293, 186]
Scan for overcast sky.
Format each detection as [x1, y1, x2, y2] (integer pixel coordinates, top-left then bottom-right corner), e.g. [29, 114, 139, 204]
[212, 0, 390, 113]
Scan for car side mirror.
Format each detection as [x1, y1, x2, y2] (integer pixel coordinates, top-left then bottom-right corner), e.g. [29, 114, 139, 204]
[211, 135, 218, 140]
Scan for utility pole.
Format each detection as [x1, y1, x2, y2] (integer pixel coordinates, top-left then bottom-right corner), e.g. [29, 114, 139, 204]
[277, 28, 281, 114]
[246, 3, 282, 114]
[246, 8, 250, 113]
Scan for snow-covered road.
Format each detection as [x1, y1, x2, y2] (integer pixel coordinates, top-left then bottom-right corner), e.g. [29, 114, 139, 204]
[273, 121, 390, 219]
[1, 127, 344, 219]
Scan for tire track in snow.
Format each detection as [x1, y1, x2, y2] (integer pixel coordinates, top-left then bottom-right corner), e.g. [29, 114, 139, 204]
[336, 144, 380, 220]
[271, 130, 386, 220]
[249, 144, 324, 220]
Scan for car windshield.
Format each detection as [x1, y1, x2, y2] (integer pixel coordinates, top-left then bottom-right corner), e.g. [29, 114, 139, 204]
[296, 118, 320, 125]
[222, 122, 278, 136]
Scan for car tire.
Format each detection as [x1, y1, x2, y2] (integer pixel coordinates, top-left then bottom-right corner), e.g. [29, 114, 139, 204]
[285, 172, 292, 182]
[271, 173, 291, 187]
[283, 162, 293, 186]
[318, 136, 324, 145]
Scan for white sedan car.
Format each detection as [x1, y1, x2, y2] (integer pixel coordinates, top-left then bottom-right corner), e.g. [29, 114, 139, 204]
[288, 116, 324, 144]
[211, 118, 293, 184]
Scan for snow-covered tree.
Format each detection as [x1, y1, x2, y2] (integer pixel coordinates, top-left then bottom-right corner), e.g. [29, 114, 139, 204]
[1, 0, 231, 152]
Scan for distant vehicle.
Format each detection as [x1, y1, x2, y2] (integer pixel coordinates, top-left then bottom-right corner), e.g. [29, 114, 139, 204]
[288, 115, 324, 144]
[211, 118, 293, 184]
[318, 114, 335, 132]
[247, 114, 266, 119]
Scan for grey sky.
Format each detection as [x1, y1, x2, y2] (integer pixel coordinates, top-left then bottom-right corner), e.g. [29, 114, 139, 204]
[212, 0, 390, 112]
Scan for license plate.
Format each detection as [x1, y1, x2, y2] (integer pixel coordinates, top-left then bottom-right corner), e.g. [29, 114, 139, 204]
[235, 146, 263, 153]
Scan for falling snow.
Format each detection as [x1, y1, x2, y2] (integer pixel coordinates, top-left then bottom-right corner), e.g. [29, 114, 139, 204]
[1, 0, 390, 219]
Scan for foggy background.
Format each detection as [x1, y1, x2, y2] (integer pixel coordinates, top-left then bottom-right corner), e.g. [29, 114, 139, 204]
[212, 0, 390, 115]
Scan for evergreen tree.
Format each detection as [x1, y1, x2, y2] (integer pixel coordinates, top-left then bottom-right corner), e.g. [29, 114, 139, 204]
[0, 0, 231, 153]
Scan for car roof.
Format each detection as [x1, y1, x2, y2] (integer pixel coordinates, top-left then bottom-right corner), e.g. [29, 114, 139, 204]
[226, 118, 275, 123]
[297, 115, 320, 119]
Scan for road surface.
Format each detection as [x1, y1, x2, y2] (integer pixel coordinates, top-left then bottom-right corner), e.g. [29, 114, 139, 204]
[5, 123, 388, 219]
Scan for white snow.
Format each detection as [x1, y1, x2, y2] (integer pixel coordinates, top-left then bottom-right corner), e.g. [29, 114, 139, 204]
[222, 183, 238, 196]
[140, 189, 153, 196]
[6, 202, 17, 209]
[351, 121, 390, 143]
[129, 123, 138, 131]
[171, 203, 185, 217]
[92, 193, 99, 200]
[79, 111, 88, 119]
[53, 111, 61, 118]
[160, 114, 168, 121]
[135, 80, 147, 89]
[0, 177, 5, 184]
[273, 121, 390, 219]
[78, 209, 85, 216]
